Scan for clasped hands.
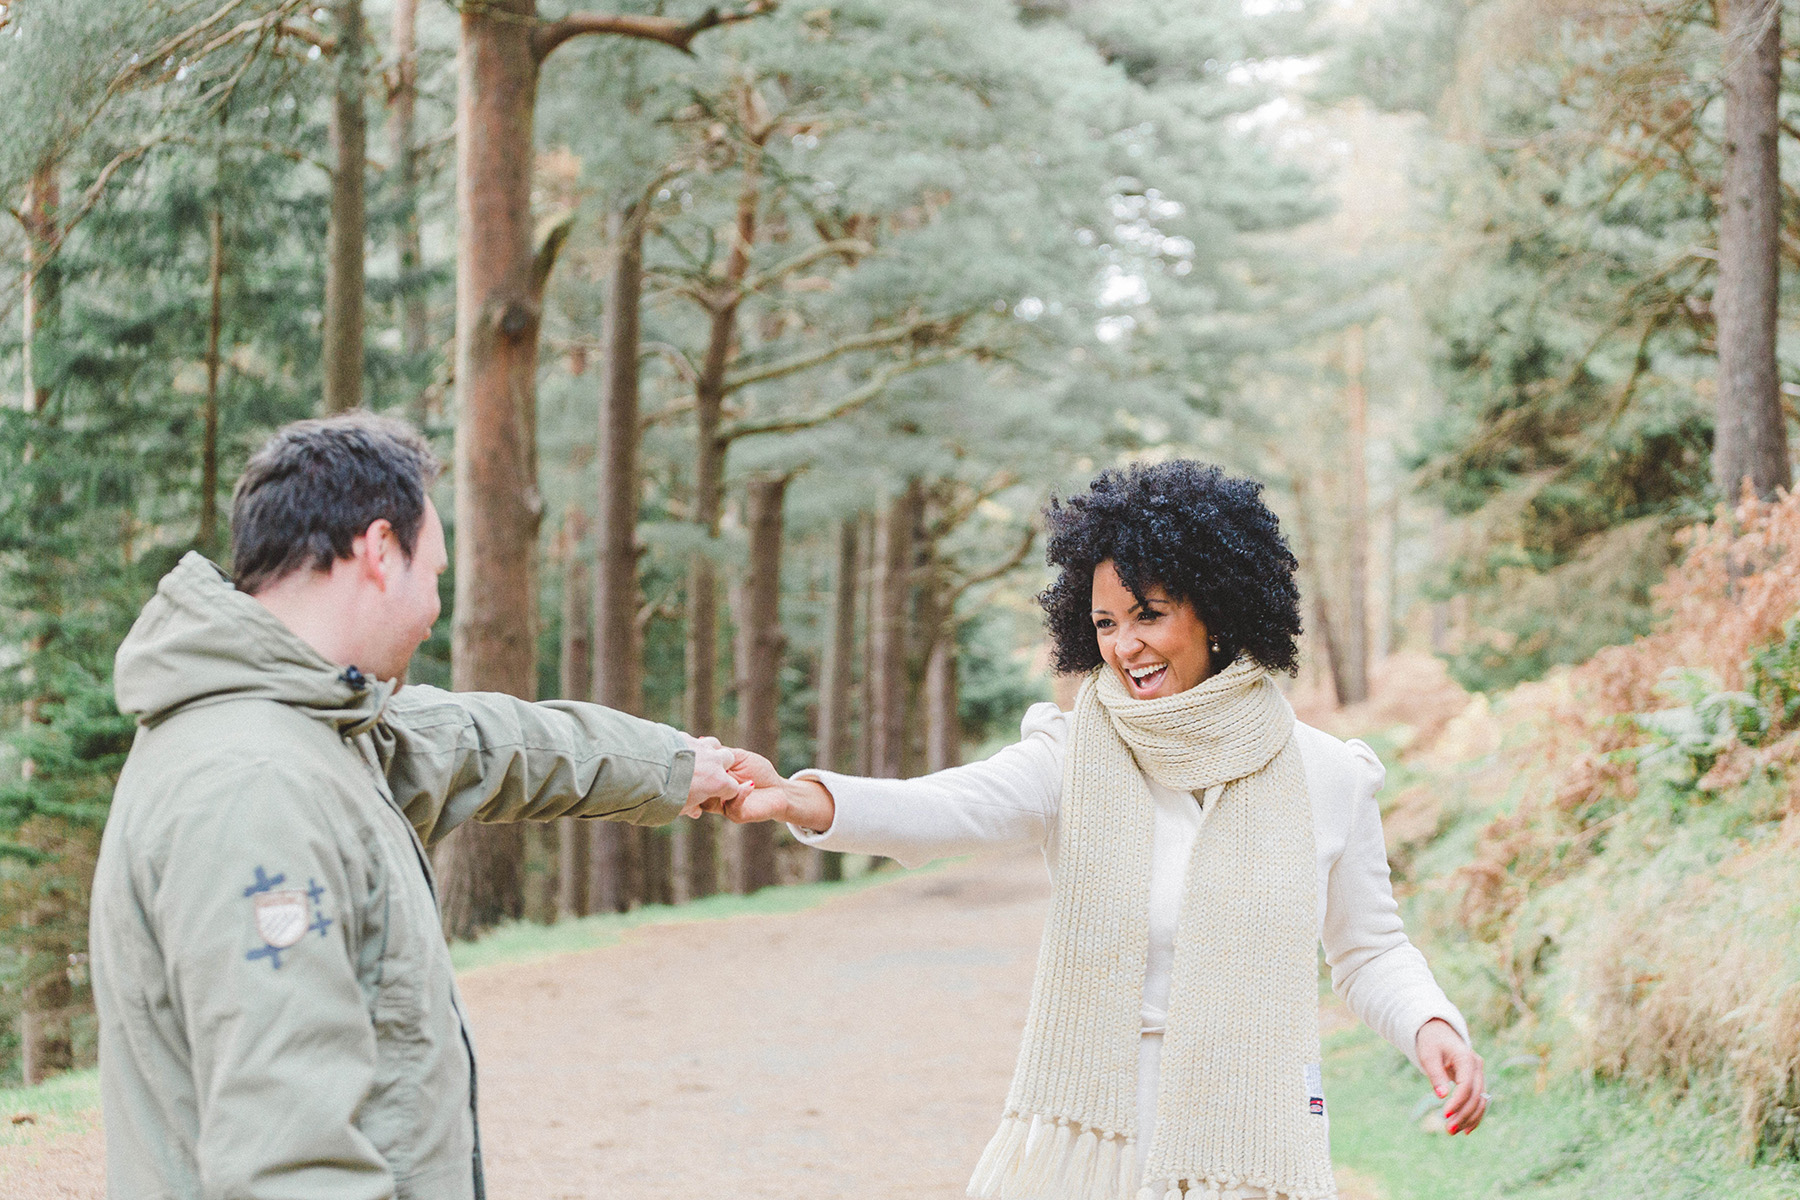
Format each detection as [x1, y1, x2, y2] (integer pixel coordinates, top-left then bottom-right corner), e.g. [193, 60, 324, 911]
[677, 737, 834, 830]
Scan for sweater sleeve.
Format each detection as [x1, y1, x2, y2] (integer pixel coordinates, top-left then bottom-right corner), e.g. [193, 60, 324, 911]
[786, 702, 1067, 868]
[1322, 738, 1472, 1071]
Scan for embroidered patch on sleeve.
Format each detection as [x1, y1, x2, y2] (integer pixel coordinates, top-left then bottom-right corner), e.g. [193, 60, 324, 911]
[244, 867, 331, 969]
[1305, 1062, 1325, 1115]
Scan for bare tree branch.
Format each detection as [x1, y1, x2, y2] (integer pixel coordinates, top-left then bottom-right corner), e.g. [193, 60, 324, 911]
[641, 341, 700, 387]
[947, 526, 1037, 608]
[720, 350, 964, 442]
[531, 0, 776, 63]
[723, 313, 962, 393]
[737, 237, 870, 296]
[531, 209, 579, 299]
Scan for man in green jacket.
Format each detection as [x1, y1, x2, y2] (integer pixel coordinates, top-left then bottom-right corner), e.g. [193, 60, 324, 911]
[89, 413, 745, 1200]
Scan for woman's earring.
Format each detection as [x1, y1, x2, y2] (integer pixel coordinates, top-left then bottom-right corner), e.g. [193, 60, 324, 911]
[1209, 637, 1220, 654]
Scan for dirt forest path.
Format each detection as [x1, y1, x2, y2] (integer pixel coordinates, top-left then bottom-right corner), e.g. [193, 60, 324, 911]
[467, 848, 1050, 1199]
[6, 846, 1382, 1199]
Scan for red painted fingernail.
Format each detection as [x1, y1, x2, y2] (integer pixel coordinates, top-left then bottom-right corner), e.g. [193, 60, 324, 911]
[1447, 1122, 1458, 1133]
[1434, 1085, 1447, 1098]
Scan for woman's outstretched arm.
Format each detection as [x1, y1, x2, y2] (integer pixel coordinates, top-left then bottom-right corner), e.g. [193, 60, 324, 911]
[718, 703, 1068, 867]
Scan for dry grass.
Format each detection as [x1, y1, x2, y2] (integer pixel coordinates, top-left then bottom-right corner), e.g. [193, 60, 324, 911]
[1330, 494, 1800, 1159]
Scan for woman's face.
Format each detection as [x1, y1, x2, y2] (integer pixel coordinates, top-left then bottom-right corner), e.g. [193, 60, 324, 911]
[1090, 560, 1215, 700]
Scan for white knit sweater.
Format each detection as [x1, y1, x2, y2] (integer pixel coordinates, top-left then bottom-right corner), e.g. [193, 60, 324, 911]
[792, 701, 1469, 1181]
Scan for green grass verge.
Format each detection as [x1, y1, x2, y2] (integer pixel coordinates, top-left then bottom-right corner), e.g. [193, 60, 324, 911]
[1326, 1019, 1800, 1199]
[449, 862, 919, 972]
[0, 1067, 100, 1145]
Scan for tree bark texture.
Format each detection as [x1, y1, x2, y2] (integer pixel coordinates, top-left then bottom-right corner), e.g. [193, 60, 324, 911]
[856, 512, 876, 776]
[201, 194, 224, 550]
[1341, 325, 1370, 705]
[1715, 0, 1791, 503]
[1289, 476, 1351, 707]
[557, 509, 593, 918]
[21, 162, 59, 415]
[322, 0, 367, 414]
[924, 629, 960, 773]
[433, 0, 751, 935]
[680, 142, 767, 898]
[388, 0, 429, 362]
[731, 475, 787, 893]
[816, 518, 859, 773]
[19, 947, 73, 1085]
[684, 141, 763, 741]
[870, 483, 920, 778]
[592, 204, 675, 907]
[437, 0, 545, 940]
[811, 522, 854, 883]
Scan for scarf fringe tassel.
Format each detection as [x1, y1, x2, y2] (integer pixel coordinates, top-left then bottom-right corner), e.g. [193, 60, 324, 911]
[968, 1115, 1137, 1200]
[1137, 1176, 1337, 1200]
[967, 1116, 1335, 1200]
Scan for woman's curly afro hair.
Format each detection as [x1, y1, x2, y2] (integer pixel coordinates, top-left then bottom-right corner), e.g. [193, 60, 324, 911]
[1039, 460, 1302, 676]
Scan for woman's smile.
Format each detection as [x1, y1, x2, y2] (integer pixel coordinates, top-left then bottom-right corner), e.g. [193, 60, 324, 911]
[1124, 660, 1169, 696]
[1090, 560, 1214, 699]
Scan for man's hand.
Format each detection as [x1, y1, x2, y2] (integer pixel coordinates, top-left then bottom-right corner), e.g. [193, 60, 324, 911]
[718, 748, 835, 832]
[1417, 1018, 1487, 1134]
[679, 733, 752, 817]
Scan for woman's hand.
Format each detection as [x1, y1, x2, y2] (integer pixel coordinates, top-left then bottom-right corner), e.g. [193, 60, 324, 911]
[1416, 1018, 1487, 1134]
[678, 733, 752, 817]
[720, 749, 836, 832]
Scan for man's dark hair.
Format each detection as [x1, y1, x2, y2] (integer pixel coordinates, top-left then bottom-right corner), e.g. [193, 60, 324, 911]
[231, 412, 442, 594]
[1039, 460, 1303, 676]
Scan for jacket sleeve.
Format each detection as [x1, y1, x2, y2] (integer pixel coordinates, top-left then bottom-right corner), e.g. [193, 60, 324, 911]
[1321, 738, 1472, 1071]
[377, 684, 696, 847]
[786, 702, 1067, 868]
[150, 761, 394, 1200]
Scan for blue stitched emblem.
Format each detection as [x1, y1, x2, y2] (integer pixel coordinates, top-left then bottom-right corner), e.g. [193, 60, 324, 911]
[242, 865, 287, 896]
[243, 868, 330, 969]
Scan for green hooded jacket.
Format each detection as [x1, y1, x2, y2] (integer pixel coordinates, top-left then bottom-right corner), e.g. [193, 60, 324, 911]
[90, 553, 696, 1200]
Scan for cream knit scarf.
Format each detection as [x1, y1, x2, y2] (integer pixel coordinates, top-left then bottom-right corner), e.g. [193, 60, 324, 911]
[967, 657, 1333, 1200]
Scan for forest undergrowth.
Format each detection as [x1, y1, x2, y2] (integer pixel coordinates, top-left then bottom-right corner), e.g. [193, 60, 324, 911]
[1315, 490, 1800, 1174]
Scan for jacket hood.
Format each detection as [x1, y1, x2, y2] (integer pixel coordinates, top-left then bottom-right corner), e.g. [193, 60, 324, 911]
[114, 552, 393, 733]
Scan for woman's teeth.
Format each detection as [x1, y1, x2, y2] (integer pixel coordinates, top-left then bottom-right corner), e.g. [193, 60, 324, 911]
[1128, 663, 1167, 690]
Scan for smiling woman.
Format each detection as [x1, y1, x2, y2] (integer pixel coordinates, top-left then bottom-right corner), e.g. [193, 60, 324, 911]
[721, 460, 1485, 1200]
[1038, 460, 1303, 682]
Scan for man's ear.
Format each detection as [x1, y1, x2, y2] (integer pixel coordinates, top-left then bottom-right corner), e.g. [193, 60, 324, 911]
[354, 519, 398, 588]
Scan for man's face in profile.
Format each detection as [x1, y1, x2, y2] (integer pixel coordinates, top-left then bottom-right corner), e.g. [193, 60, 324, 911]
[375, 498, 448, 682]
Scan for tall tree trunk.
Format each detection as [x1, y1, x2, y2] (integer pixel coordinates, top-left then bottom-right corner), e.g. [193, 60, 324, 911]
[816, 518, 858, 773]
[810, 517, 857, 882]
[16, 162, 66, 1083]
[684, 142, 761, 738]
[924, 626, 960, 773]
[322, 0, 366, 414]
[426, 0, 749, 935]
[870, 483, 919, 778]
[856, 512, 876, 776]
[592, 204, 663, 909]
[437, 0, 544, 940]
[557, 508, 592, 919]
[201, 189, 224, 551]
[388, 0, 429, 365]
[731, 475, 786, 893]
[20, 162, 59, 415]
[1342, 325, 1369, 704]
[1715, 0, 1790, 503]
[681, 142, 763, 895]
[1290, 477, 1351, 706]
